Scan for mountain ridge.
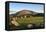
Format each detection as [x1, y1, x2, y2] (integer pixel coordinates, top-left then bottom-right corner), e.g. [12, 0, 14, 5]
[10, 10, 44, 16]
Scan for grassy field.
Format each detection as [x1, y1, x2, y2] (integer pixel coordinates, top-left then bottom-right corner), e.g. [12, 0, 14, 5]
[16, 16, 44, 28]
[9, 16, 44, 29]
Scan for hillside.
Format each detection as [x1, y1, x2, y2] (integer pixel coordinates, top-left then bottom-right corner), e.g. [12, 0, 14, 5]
[9, 10, 44, 29]
[10, 10, 44, 17]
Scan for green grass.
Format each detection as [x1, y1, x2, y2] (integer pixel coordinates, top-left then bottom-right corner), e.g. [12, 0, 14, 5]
[16, 16, 44, 27]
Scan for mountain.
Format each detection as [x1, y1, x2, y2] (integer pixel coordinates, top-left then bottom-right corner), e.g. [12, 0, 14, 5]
[10, 10, 44, 17]
[33, 13, 44, 16]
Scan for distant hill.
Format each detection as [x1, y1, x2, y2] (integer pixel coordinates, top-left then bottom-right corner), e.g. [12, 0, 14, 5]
[33, 13, 44, 16]
[10, 10, 44, 17]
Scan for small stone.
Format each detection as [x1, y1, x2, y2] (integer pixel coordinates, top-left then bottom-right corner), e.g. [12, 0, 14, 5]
[27, 24, 33, 28]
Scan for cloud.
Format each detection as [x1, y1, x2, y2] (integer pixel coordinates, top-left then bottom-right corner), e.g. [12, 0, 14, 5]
[34, 10, 44, 13]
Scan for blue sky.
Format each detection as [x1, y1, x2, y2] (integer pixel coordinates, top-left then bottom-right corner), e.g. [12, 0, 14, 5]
[9, 3, 44, 14]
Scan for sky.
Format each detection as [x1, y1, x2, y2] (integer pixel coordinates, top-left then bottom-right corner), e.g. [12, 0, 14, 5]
[9, 3, 44, 14]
